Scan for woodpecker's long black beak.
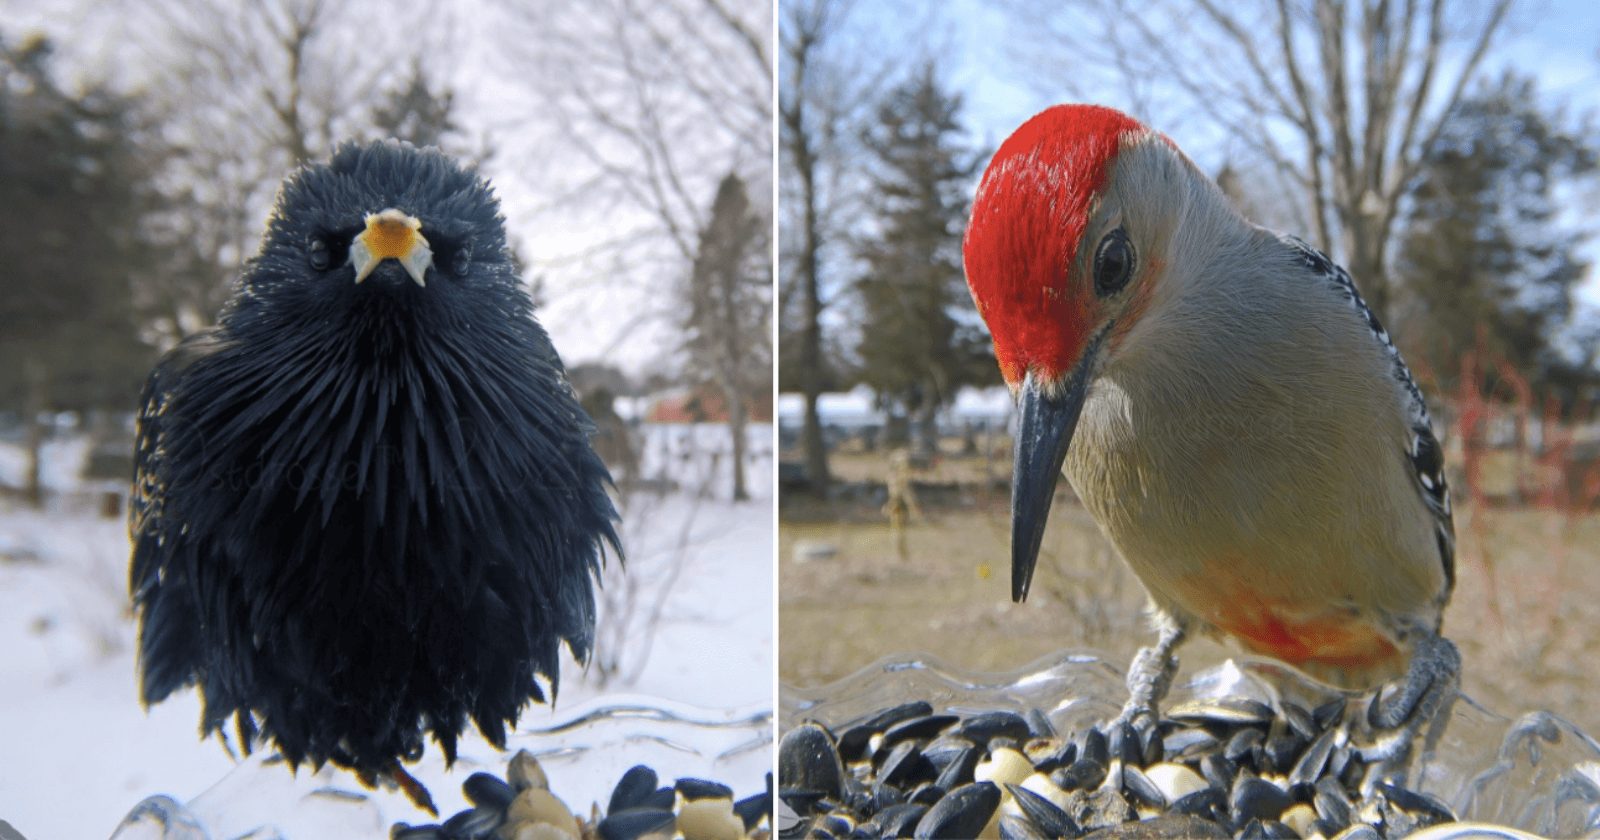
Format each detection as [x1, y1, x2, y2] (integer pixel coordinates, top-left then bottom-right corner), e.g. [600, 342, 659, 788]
[1012, 334, 1103, 602]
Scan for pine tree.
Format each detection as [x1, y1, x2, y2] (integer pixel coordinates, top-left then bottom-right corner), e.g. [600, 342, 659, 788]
[1395, 72, 1598, 395]
[685, 173, 772, 501]
[0, 33, 159, 504]
[369, 59, 465, 154]
[853, 64, 989, 454]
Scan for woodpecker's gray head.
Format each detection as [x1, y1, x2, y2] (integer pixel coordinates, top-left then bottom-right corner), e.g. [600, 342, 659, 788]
[964, 104, 1208, 603]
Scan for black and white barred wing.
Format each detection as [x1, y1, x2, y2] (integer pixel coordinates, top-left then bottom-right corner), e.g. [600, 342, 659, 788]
[1281, 235, 1456, 595]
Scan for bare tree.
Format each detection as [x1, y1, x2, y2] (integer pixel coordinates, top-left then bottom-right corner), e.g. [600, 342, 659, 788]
[496, 0, 772, 497]
[589, 430, 743, 687]
[492, 0, 773, 685]
[1002, 0, 1512, 319]
[590, 482, 708, 688]
[495, 0, 772, 333]
[780, 0, 833, 495]
[779, 0, 894, 493]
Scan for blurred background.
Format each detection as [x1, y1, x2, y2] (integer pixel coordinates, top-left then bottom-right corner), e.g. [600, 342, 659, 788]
[777, 0, 1600, 743]
[0, 0, 772, 835]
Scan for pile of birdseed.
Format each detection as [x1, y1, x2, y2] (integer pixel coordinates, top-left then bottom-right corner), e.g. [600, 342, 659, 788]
[391, 750, 772, 840]
[777, 699, 1460, 839]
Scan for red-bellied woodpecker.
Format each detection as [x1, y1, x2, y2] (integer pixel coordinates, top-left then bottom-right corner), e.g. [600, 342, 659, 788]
[963, 104, 1459, 781]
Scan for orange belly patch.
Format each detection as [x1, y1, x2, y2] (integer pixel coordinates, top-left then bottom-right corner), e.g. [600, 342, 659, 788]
[1216, 604, 1402, 674]
[1173, 571, 1404, 678]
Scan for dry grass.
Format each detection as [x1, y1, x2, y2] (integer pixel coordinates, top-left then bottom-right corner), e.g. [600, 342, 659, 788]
[779, 457, 1600, 737]
[824, 447, 1012, 487]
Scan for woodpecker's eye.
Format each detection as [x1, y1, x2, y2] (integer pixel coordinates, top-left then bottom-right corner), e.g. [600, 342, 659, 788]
[308, 237, 331, 271]
[452, 244, 472, 277]
[1094, 228, 1135, 297]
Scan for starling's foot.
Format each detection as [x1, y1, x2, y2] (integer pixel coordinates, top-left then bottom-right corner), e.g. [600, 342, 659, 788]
[358, 762, 438, 816]
[1354, 633, 1460, 790]
[1114, 617, 1186, 734]
[392, 763, 439, 816]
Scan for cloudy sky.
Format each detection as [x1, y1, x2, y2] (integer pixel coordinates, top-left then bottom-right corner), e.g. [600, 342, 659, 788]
[1, 0, 771, 376]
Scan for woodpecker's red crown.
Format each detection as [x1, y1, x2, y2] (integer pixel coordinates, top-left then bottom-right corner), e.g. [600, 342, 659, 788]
[964, 104, 1147, 386]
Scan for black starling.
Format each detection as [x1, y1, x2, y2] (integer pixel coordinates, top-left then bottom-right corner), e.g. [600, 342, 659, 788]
[129, 140, 619, 811]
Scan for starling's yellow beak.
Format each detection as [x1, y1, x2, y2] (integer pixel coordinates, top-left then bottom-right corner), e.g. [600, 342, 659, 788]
[349, 208, 432, 286]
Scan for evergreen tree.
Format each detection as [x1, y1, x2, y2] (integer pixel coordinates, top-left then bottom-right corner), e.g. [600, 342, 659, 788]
[369, 59, 466, 154]
[1395, 73, 1598, 396]
[0, 33, 159, 504]
[852, 64, 989, 454]
[685, 173, 772, 501]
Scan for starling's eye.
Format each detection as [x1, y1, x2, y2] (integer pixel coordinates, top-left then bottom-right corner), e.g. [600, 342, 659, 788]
[452, 244, 472, 277]
[1093, 227, 1135, 297]
[308, 237, 331, 271]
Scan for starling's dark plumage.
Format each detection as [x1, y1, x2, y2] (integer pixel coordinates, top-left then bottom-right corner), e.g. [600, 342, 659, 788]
[130, 141, 619, 784]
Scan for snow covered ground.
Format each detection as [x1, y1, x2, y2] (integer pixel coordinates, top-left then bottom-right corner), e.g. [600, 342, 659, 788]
[775, 384, 1014, 435]
[0, 423, 773, 839]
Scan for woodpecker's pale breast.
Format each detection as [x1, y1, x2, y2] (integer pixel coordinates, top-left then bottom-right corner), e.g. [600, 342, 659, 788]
[1062, 150, 1452, 690]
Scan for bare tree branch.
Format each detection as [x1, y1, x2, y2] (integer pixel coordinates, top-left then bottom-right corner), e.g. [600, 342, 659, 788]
[133, 0, 443, 343]
[497, 0, 771, 287]
[1001, 0, 1510, 317]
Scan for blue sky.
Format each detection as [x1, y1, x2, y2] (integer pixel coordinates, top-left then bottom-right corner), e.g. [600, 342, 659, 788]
[937, 0, 1599, 149]
[848, 0, 1600, 307]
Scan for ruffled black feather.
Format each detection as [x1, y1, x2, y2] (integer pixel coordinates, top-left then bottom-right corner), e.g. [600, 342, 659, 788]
[129, 140, 619, 774]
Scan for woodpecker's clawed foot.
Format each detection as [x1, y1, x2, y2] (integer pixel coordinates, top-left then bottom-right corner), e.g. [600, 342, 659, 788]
[357, 762, 438, 816]
[1113, 644, 1169, 734]
[1369, 634, 1460, 730]
[1112, 699, 1159, 737]
[1352, 634, 1461, 790]
[1114, 620, 1187, 734]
